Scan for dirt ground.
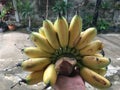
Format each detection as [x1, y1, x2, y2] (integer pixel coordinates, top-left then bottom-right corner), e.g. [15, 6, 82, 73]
[0, 30, 120, 90]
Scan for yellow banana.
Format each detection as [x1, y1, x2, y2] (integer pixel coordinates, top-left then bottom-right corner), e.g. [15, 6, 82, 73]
[68, 14, 82, 48]
[43, 19, 60, 49]
[79, 65, 111, 89]
[43, 64, 57, 87]
[92, 67, 107, 76]
[76, 27, 97, 50]
[21, 70, 44, 85]
[94, 53, 103, 57]
[24, 47, 51, 58]
[39, 27, 46, 37]
[17, 58, 50, 71]
[80, 40, 103, 56]
[81, 56, 111, 69]
[30, 32, 55, 53]
[54, 14, 69, 48]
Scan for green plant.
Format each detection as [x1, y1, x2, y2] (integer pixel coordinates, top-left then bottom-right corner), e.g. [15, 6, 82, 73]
[16, 0, 33, 19]
[52, 0, 72, 16]
[17, 0, 34, 30]
[82, 14, 109, 33]
[17, 0, 34, 19]
[101, 1, 110, 9]
[115, 1, 120, 10]
[0, 0, 15, 21]
[0, 0, 15, 31]
[97, 19, 109, 32]
[0, 7, 7, 20]
[82, 14, 93, 30]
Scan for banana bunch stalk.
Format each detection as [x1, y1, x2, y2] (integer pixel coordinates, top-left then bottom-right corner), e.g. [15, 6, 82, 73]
[12, 12, 111, 89]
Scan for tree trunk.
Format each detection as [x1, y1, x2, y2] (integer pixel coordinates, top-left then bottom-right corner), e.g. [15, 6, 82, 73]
[92, 0, 102, 26]
[12, 0, 20, 22]
[28, 16, 31, 29]
[26, 16, 31, 32]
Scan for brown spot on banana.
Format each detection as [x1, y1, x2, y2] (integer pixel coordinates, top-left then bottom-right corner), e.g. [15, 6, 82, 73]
[24, 64, 36, 69]
[33, 38, 37, 42]
[93, 75, 107, 85]
[96, 57, 99, 61]
[96, 58, 103, 63]
[98, 43, 104, 50]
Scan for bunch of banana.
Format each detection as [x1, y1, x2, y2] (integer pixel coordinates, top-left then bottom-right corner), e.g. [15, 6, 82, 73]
[12, 12, 111, 89]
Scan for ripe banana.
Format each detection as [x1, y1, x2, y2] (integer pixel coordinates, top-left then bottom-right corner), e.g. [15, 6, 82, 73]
[30, 32, 55, 53]
[43, 19, 60, 49]
[68, 14, 82, 48]
[43, 64, 57, 87]
[79, 65, 111, 89]
[24, 47, 51, 58]
[39, 27, 46, 37]
[92, 67, 107, 76]
[81, 56, 111, 69]
[17, 58, 50, 71]
[54, 14, 69, 48]
[80, 40, 103, 56]
[76, 27, 97, 50]
[94, 53, 103, 57]
[21, 70, 44, 85]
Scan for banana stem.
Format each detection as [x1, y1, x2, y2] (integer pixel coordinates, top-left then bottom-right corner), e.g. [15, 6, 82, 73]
[5, 62, 22, 72]
[58, 12, 62, 18]
[75, 9, 79, 15]
[10, 80, 22, 89]
[42, 16, 46, 20]
[76, 63, 83, 69]
[21, 49, 24, 53]
[4, 63, 21, 71]
[16, 63, 22, 67]
[101, 49, 105, 56]
[42, 82, 51, 90]
[51, 47, 81, 64]
[5, 65, 17, 71]
[10, 79, 27, 89]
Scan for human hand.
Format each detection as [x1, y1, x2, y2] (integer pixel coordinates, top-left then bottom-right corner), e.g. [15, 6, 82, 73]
[53, 75, 86, 90]
[53, 57, 86, 90]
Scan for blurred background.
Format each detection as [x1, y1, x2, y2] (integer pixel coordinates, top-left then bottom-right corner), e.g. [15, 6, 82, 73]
[0, 0, 120, 90]
[0, 0, 120, 33]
